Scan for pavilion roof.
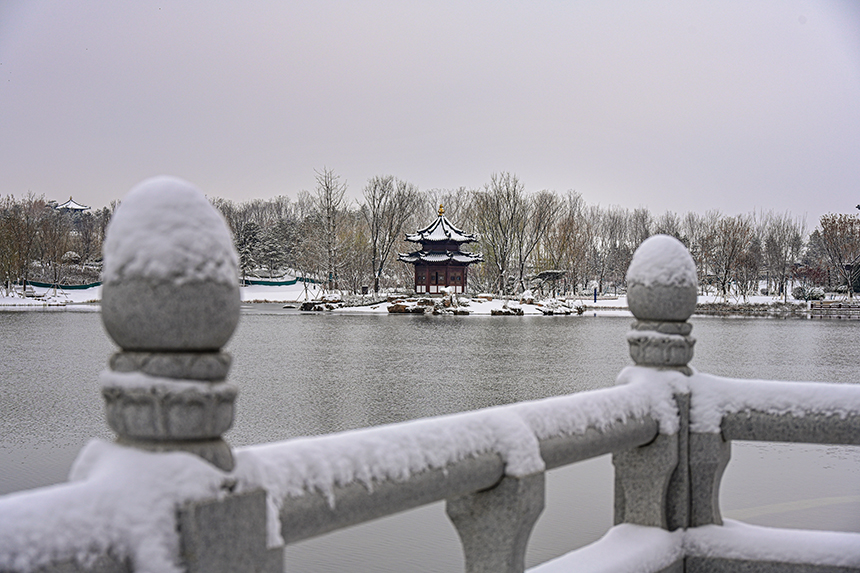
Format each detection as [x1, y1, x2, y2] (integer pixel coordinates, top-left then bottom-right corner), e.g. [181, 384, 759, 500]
[57, 197, 90, 211]
[398, 250, 483, 265]
[405, 206, 478, 244]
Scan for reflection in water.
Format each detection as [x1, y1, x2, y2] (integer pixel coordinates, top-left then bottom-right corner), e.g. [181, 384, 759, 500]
[0, 308, 858, 570]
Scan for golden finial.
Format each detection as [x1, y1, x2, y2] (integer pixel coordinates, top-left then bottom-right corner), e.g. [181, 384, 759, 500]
[438, 204, 445, 216]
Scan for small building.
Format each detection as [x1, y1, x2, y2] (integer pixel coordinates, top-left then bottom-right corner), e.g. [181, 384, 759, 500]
[56, 197, 90, 211]
[398, 205, 483, 294]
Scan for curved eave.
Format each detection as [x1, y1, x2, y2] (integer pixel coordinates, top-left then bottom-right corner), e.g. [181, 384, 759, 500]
[398, 251, 483, 265]
[405, 215, 478, 244]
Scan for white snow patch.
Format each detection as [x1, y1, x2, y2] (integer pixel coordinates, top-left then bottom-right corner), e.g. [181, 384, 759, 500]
[687, 372, 860, 433]
[103, 176, 238, 287]
[684, 519, 860, 568]
[529, 521, 860, 572]
[241, 283, 324, 303]
[614, 366, 689, 434]
[233, 406, 541, 506]
[626, 234, 697, 289]
[514, 383, 673, 439]
[0, 441, 229, 573]
[100, 370, 237, 396]
[528, 524, 683, 573]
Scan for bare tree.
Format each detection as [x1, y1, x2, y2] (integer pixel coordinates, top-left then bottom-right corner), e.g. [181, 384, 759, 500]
[735, 235, 761, 301]
[600, 205, 631, 293]
[472, 173, 526, 295]
[628, 207, 653, 247]
[361, 175, 420, 293]
[687, 210, 719, 295]
[514, 189, 561, 291]
[763, 211, 806, 301]
[312, 168, 347, 291]
[655, 211, 683, 241]
[38, 207, 72, 285]
[338, 209, 372, 294]
[539, 191, 587, 294]
[3, 193, 46, 291]
[704, 213, 754, 301]
[818, 213, 860, 298]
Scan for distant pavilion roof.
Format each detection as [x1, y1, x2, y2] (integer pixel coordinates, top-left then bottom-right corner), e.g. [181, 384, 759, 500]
[57, 197, 90, 211]
[405, 205, 478, 244]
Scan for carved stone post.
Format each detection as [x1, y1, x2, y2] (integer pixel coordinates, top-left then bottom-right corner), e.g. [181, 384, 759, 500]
[446, 474, 545, 573]
[613, 234, 730, 531]
[99, 176, 241, 471]
[624, 234, 698, 374]
[689, 432, 731, 527]
[613, 433, 678, 528]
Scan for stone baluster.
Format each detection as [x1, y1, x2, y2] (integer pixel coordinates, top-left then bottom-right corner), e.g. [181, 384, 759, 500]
[613, 234, 730, 530]
[446, 474, 545, 573]
[99, 176, 241, 471]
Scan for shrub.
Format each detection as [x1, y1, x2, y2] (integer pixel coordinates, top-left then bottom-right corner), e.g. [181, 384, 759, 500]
[792, 285, 825, 301]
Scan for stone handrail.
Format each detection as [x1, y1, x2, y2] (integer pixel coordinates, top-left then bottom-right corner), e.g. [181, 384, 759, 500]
[275, 415, 658, 545]
[1, 178, 859, 573]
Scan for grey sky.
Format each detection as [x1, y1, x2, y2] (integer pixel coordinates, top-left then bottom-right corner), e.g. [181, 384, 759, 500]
[1, 1, 858, 226]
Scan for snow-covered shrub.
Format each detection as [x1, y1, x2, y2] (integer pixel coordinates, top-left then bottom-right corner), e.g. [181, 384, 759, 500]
[792, 285, 825, 301]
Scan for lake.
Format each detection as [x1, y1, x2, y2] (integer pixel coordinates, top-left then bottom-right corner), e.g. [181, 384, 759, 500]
[1, 306, 858, 571]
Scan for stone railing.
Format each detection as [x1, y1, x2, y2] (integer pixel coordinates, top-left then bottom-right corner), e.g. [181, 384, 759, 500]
[1, 178, 859, 573]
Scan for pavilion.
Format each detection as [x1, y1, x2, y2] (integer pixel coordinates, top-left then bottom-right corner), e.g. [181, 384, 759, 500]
[398, 205, 483, 294]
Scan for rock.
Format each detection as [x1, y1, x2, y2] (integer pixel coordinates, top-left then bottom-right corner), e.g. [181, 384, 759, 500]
[388, 303, 427, 314]
[491, 307, 524, 316]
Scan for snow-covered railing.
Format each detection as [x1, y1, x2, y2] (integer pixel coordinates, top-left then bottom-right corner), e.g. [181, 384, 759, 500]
[1, 178, 859, 573]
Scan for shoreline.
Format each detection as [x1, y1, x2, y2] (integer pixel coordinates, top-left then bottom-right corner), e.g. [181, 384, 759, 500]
[1, 286, 845, 319]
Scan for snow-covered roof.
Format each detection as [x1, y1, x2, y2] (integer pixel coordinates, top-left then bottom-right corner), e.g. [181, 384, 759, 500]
[57, 197, 90, 211]
[398, 250, 483, 265]
[405, 205, 478, 244]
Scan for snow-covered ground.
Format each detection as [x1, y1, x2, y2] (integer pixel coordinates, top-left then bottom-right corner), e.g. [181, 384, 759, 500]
[0, 282, 323, 308]
[0, 285, 102, 308]
[0, 282, 827, 317]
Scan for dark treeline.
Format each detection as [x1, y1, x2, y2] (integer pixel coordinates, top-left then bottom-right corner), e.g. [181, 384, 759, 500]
[3, 170, 858, 299]
[206, 169, 859, 301]
[0, 193, 116, 293]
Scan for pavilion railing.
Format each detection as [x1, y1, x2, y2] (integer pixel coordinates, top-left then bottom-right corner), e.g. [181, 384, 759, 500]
[1, 178, 858, 573]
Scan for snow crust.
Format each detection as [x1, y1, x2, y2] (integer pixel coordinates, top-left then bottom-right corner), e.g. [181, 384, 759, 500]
[102, 176, 238, 286]
[528, 520, 860, 572]
[528, 523, 683, 573]
[686, 519, 860, 568]
[100, 370, 236, 396]
[405, 214, 477, 243]
[626, 234, 697, 288]
[686, 371, 860, 433]
[617, 366, 860, 434]
[0, 441, 229, 573]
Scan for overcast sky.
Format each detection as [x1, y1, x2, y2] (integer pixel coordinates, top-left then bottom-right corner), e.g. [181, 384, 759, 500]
[1, 1, 858, 225]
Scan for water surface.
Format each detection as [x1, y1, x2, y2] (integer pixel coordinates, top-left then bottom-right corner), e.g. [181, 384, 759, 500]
[0, 307, 857, 570]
